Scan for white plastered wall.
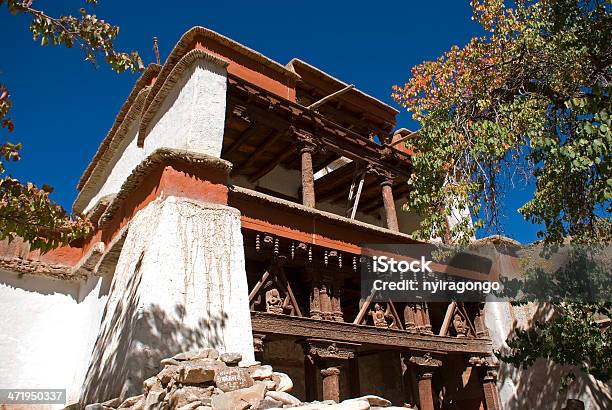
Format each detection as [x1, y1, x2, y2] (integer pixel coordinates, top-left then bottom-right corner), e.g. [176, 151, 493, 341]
[143, 60, 227, 158]
[80, 57, 228, 214]
[80, 196, 255, 403]
[83, 123, 144, 214]
[0, 271, 111, 408]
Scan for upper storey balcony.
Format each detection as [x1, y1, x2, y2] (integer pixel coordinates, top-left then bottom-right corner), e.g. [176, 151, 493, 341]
[218, 51, 421, 237]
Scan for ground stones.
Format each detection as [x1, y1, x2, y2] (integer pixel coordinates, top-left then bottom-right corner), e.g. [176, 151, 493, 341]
[85, 347, 395, 410]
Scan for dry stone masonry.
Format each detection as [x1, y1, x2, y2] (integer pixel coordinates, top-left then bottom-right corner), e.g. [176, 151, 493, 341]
[86, 348, 400, 410]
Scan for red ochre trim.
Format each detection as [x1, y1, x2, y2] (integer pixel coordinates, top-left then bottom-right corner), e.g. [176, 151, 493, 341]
[9, 162, 229, 270]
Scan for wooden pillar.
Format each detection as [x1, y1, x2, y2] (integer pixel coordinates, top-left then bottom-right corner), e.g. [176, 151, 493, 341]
[470, 356, 502, 410]
[331, 279, 344, 322]
[297, 132, 317, 208]
[321, 367, 341, 402]
[307, 266, 323, 320]
[414, 303, 425, 331]
[410, 354, 442, 410]
[417, 372, 435, 410]
[381, 178, 399, 231]
[302, 339, 359, 403]
[482, 369, 502, 410]
[319, 283, 332, 320]
[404, 303, 417, 333]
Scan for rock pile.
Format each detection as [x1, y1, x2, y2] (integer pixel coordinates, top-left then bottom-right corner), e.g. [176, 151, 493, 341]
[86, 348, 400, 410]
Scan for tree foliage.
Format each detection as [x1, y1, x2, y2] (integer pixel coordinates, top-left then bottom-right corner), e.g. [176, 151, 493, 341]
[392, 0, 611, 245]
[0, 0, 142, 252]
[393, 0, 611, 383]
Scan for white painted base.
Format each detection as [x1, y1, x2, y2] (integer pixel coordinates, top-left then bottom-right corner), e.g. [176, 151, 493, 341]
[0, 271, 111, 408]
[80, 196, 255, 403]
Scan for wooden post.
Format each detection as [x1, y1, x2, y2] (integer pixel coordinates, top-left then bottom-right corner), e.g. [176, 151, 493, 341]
[319, 283, 332, 320]
[404, 303, 417, 333]
[331, 285, 344, 322]
[417, 372, 435, 410]
[482, 369, 502, 410]
[310, 281, 323, 320]
[381, 177, 399, 231]
[469, 356, 502, 410]
[409, 354, 442, 410]
[302, 339, 359, 404]
[297, 132, 317, 208]
[321, 367, 341, 402]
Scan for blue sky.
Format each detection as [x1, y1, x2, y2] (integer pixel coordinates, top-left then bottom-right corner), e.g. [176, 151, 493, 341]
[0, 0, 540, 243]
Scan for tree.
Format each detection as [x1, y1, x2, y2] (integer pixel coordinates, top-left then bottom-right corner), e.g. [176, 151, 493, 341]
[392, 0, 611, 383]
[0, 0, 142, 252]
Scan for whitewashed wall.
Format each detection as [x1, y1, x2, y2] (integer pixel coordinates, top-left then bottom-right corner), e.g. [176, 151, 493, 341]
[0, 271, 111, 408]
[80, 196, 255, 403]
[143, 60, 227, 158]
[82, 123, 144, 214]
[78, 57, 228, 215]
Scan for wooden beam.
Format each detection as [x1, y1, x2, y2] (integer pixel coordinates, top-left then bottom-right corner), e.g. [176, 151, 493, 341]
[234, 129, 283, 173]
[222, 123, 261, 158]
[249, 147, 295, 182]
[438, 302, 456, 336]
[251, 311, 492, 354]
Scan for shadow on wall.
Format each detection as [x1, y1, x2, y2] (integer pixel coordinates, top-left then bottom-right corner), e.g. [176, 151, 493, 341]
[79, 252, 229, 404]
[498, 303, 612, 410]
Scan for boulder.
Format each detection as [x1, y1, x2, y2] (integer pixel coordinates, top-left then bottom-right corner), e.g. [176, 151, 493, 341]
[257, 379, 277, 390]
[345, 395, 391, 407]
[169, 386, 214, 408]
[177, 363, 216, 384]
[219, 352, 242, 365]
[102, 397, 122, 407]
[271, 372, 293, 392]
[157, 365, 179, 386]
[250, 365, 273, 380]
[143, 386, 165, 410]
[160, 358, 180, 367]
[173, 350, 199, 361]
[334, 399, 371, 410]
[117, 395, 144, 409]
[176, 400, 203, 410]
[214, 366, 254, 392]
[265, 391, 301, 406]
[251, 397, 284, 410]
[210, 383, 266, 410]
[195, 348, 219, 360]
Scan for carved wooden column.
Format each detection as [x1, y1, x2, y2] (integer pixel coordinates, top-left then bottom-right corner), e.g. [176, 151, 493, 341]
[422, 303, 433, 334]
[409, 354, 442, 410]
[321, 367, 341, 402]
[381, 175, 399, 231]
[474, 302, 489, 337]
[404, 303, 417, 332]
[482, 368, 502, 410]
[308, 267, 323, 320]
[470, 356, 502, 410]
[319, 282, 333, 320]
[296, 130, 317, 208]
[331, 284, 344, 322]
[302, 339, 359, 403]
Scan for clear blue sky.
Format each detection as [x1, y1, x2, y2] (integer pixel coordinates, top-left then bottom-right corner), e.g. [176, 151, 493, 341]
[0, 0, 540, 243]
